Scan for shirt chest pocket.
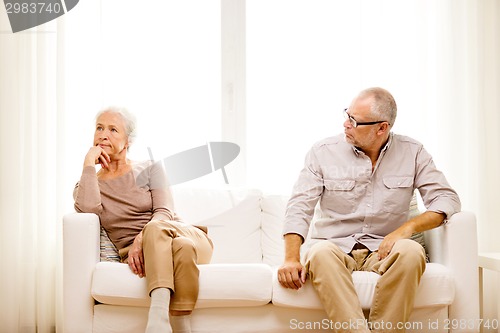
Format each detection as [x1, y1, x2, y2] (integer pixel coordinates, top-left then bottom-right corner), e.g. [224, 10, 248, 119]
[323, 179, 358, 214]
[382, 176, 414, 214]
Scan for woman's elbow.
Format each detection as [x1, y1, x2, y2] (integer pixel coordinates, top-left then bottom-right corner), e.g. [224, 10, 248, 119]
[74, 202, 102, 214]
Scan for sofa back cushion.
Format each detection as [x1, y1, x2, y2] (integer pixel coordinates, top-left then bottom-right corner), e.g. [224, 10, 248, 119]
[261, 195, 288, 267]
[171, 187, 263, 264]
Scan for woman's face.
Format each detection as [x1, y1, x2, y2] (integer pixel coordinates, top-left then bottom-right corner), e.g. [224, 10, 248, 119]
[93, 111, 129, 159]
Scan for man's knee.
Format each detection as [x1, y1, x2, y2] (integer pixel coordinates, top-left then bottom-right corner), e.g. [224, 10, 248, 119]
[307, 241, 346, 267]
[393, 239, 425, 261]
[390, 239, 426, 272]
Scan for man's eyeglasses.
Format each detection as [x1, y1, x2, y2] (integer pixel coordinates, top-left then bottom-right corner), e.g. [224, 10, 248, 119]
[343, 108, 389, 128]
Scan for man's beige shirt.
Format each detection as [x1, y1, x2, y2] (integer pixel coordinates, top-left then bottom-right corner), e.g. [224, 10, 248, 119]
[283, 133, 461, 253]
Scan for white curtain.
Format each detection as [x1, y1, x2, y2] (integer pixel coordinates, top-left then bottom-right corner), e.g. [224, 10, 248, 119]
[0, 14, 65, 333]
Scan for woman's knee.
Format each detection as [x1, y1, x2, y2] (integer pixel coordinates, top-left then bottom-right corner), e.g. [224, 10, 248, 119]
[172, 237, 196, 255]
[143, 220, 176, 241]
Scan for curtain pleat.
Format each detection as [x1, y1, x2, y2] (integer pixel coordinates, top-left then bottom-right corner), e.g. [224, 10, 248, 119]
[0, 15, 64, 333]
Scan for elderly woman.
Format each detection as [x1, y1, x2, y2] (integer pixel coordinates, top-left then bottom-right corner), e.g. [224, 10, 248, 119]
[73, 107, 213, 333]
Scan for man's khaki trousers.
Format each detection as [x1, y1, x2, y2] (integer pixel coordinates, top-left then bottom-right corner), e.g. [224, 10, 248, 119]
[305, 239, 426, 333]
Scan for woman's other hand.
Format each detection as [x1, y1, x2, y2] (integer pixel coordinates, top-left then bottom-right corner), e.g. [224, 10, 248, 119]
[127, 232, 145, 278]
[84, 146, 111, 169]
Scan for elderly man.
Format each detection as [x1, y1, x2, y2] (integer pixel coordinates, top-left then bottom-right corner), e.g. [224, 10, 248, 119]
[278, 87, 460, 332]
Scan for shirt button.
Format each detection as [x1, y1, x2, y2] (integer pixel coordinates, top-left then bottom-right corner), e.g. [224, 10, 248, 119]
[364, 224, 368, 228]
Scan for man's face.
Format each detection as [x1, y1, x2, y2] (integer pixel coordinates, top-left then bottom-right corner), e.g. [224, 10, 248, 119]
[343, 98, 381, 150]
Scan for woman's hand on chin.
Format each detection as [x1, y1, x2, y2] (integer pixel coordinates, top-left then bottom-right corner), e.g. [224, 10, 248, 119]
[84, 146, 111, 169]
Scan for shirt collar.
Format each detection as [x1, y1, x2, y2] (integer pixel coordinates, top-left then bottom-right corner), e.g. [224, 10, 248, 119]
[351, 132, 393, 156]
[352, 145, 362, 156]
[382, 132, 393, 152]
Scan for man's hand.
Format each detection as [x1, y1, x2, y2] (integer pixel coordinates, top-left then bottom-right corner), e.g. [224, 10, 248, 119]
[378, 230, 408, 260]
[278, 233, 306, 289]
[126, 232, 145, 278]
[278, 260, 307, 290]
[378, 211, 446, 260]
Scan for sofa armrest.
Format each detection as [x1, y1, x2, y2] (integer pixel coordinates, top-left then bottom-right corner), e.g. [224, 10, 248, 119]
[63, 213, 100, 333]
[424, 211, 479, 332]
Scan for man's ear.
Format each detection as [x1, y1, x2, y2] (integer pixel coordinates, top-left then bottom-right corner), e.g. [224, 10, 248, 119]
[377, 122, 390, 135]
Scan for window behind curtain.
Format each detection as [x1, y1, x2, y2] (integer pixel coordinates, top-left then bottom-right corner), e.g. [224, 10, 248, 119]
[246, 0, 439, 194]
[64, 0, 221, 189]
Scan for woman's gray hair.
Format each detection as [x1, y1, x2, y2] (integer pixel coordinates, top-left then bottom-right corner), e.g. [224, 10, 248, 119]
[95, 106, 137, 149]
[359, 87, 397, 128]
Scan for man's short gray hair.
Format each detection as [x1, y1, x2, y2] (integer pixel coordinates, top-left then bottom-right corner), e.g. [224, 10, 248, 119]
[358, 87, 397, 127]
[95, 106, 137, 148]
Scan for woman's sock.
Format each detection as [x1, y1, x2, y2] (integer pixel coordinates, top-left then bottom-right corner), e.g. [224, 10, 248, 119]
[170, 314, 192, 333]
[145, 288, 172, 333]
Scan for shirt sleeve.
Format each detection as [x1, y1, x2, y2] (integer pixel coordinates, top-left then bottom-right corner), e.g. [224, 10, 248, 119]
[414, 145, 461, 219]
[73, 166, 103, 214]
[148, 161, 176, 221]
[283, 147, 324, 241]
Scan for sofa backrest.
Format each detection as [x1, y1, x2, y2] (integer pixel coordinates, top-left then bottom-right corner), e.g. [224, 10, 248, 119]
[260, 195, 288, 267]
[171, 187, 422, 267]
[100, 187, 421, 267]
[101, 186, 425, 266]
[172, 187, 270, 264]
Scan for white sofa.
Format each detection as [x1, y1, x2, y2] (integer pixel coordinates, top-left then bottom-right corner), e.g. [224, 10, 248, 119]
[63, 187, 480, 333]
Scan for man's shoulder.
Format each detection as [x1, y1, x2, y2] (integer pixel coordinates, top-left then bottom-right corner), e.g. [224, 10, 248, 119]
[391, 133, 424, 148]
[312, 134, 346, 149]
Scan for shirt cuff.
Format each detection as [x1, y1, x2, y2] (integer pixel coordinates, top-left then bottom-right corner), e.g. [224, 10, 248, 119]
[426, 199, 461, 221]
[282, 222, 310, 242]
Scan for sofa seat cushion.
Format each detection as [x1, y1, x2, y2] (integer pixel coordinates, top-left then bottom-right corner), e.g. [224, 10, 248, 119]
[271, 263, 454, 310]
[92, 262, 272, 308]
